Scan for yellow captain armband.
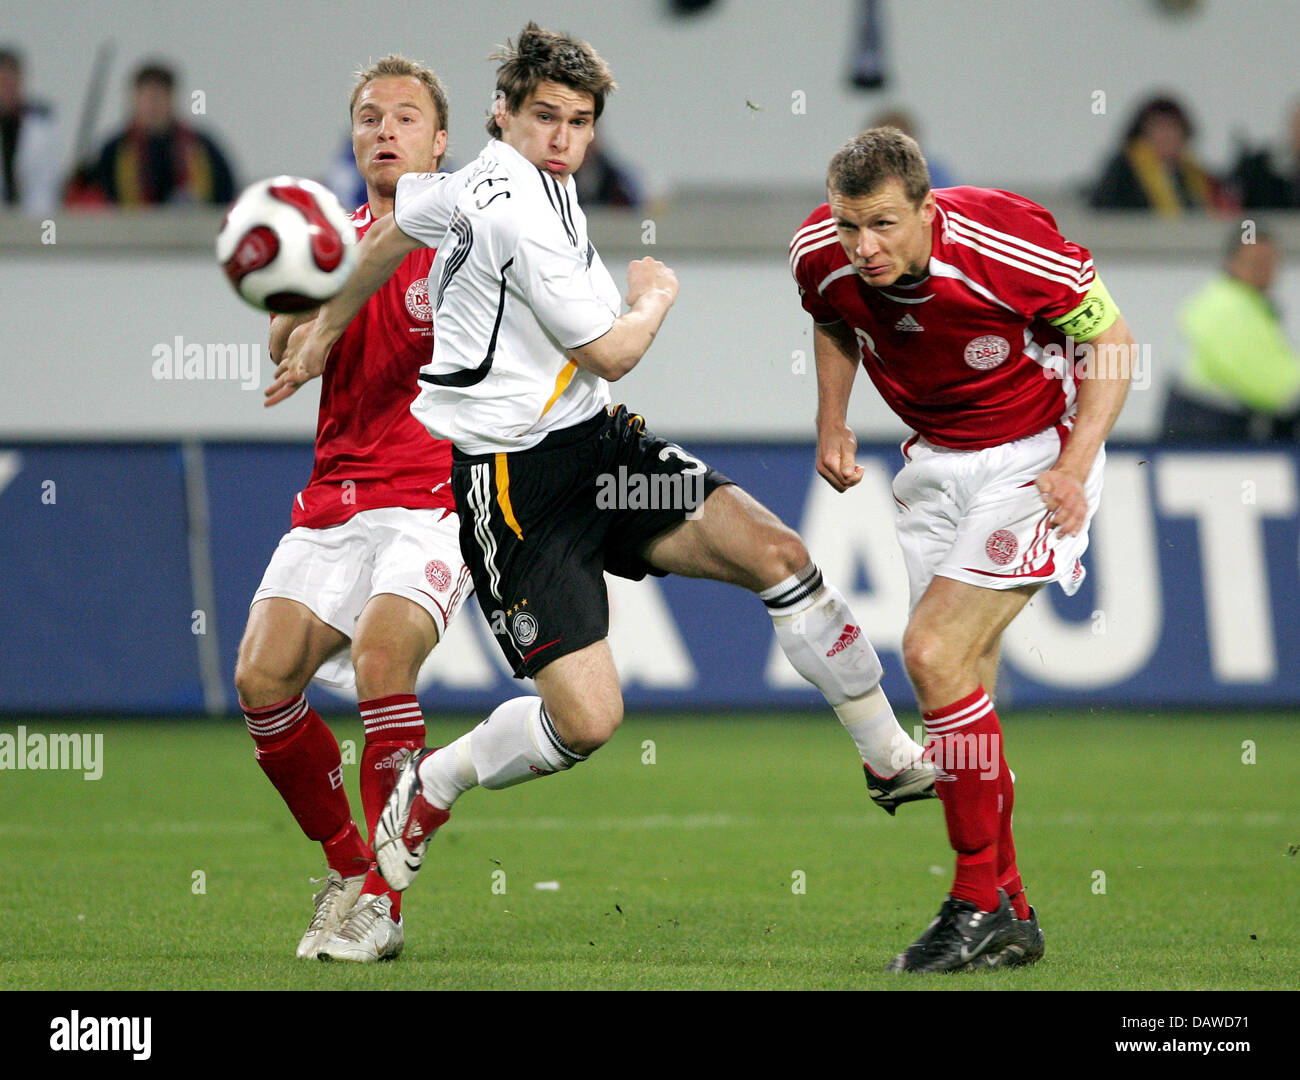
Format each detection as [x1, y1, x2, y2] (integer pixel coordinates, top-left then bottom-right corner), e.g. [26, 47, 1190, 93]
[1049, 276, 1120, 341]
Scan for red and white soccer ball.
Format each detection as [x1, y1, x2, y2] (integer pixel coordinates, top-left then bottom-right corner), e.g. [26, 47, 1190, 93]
[216, 176, 358, 313]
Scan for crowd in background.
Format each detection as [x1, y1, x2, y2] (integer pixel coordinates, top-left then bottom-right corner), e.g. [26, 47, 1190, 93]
[4, 45, 1298, 442]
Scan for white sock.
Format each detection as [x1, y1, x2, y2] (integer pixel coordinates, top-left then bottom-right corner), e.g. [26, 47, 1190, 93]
[835, 685, 926, 778]
[764, 569, 882, 706]
[763, 564, 924, 775]
[418, 696, 585, 809]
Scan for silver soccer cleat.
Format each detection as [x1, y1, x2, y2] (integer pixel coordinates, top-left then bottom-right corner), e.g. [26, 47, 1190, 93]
[296, 869, 366, 959]
[317, 893, 404, 963]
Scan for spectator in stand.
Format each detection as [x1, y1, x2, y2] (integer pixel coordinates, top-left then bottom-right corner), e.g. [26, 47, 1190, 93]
[1231, 98, 1300, 210]
[0, 45, 60, 216]
[1163, 228, 1300, 442]
[868, 107, 957, 189]
[91, 60, 235, 206]
[1090, 95, 1231, 217]
[573, 132, 640, 208]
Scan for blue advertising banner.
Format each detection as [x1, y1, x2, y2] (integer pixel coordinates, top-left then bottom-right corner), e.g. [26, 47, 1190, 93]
[0, 445, 202, 711]
[2, 442, 1298, 713]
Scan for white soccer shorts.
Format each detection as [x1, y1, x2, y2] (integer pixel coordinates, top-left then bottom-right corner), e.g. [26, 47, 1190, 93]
[892, 425, 1105, 612]
[251, 506, 473, 689]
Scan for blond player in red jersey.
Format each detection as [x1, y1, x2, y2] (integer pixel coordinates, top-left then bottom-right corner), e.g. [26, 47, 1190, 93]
[234, 56, 471, 963]
[791, 128, 1135, 973]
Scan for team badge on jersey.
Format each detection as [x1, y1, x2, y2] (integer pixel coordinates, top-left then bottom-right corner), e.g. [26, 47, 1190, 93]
[405, 277, 432, 323]
[964, 334, 1011, 371]
[985, 529, 1019, 566]
[424, 559, 451, 591]
[512, 611, 538, 647]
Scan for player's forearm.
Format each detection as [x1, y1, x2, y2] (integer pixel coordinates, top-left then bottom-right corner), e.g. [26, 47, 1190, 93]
[308, 214, 419, 349]
[813, 321, 860, 430]
[1056, 316, 1135, 480]
[571, 288, 674, 381]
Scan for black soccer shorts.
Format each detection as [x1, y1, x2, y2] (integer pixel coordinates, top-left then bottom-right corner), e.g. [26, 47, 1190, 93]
[451, 404, 732, 678]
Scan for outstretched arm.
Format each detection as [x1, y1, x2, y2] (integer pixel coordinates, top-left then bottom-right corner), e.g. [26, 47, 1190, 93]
[266, 214, 422, 406]
[813, 319, 865, 492]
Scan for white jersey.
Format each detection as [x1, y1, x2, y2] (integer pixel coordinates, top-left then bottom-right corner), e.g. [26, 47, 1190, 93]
[394, 139, 620, 454]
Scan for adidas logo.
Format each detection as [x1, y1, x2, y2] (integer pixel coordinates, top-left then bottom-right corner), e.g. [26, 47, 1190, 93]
[826, 624, 862, 657]
[894, 313, 923, 331]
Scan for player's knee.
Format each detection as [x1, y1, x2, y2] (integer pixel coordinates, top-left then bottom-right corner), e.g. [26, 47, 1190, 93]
[234, 637, 308, 710]
[551, 701, 622, 757]
[234, 655, 297, 711]
[901, 626, 955, 696]
[352, 642, 419, 700]
[755, 526, 811, 588]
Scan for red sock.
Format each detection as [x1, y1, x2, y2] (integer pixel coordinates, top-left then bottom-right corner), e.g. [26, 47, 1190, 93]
[923, 687, 1004, 912]
[358, 693, 427, 916]
[996, 754, 1031, 920]
[243, 695, 371, 878]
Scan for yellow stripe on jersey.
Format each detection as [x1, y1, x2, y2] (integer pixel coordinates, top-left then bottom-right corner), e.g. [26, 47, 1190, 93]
[540, 359, 578, 420]
[494, 453, 523, 540]
[1049, 275, 1120, 342]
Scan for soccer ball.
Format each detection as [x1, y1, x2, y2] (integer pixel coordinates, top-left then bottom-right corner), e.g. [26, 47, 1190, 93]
[216, 176, 358, 313]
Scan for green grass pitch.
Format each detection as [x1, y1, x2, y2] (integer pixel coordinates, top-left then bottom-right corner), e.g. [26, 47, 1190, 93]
[1, 711, 1295, 990]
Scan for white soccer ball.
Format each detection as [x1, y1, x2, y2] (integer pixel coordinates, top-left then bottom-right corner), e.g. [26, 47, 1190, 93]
[216, 176, 358, 313]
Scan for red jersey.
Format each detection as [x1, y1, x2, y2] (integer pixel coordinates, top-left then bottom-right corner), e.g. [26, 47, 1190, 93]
[790, 187, 1096, 450]
[291, 203, 455, 529]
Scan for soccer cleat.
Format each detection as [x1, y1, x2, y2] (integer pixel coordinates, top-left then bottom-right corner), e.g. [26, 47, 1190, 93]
[317, 893, 404, 963]
[373, 748, 450, 892]
[966, 904, 1045, 969]
[864, 762, 938, 816]
[296, 869, 366, 959]
[885, 890, 1016, 973]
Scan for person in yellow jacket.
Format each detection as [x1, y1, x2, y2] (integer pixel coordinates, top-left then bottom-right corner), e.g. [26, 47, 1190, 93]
[1163, 230, 1300, 441]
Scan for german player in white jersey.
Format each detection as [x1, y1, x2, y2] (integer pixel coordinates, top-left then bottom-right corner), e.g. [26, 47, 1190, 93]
[791, 128, 1135, 972]
[235, 57, 471, 963]
[280, 24, 937, 910]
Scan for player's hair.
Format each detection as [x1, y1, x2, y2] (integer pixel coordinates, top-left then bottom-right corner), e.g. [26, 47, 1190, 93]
[486, 22, 616, 138]
[350, 54, 450, 165]
[827, 127, 931, 205]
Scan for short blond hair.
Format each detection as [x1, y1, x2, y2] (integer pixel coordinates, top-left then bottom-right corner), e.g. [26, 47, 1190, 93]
[350, 54, 449, 163]
[828, 127, 931, 205]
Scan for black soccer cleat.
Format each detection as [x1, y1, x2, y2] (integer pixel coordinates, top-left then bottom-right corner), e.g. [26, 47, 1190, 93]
[864, 762, 938, 816]
[886, 890, 1016, 973]
[965, 904, 1045, 969]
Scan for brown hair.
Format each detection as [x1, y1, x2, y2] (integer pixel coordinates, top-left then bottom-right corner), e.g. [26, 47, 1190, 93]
[827, 127, 931, 204]
[486, 22, 616, 138]
[350, 54, 449, 163]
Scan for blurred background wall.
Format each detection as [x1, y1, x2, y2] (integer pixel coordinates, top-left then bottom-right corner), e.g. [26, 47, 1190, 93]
[4, 0, 1299, 713]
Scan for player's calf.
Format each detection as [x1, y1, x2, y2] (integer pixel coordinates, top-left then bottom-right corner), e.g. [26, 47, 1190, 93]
[763, 565, 932, 804]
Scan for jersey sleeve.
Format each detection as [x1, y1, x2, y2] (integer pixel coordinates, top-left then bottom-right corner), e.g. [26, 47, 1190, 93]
[394, 169, 468, 248]
[950, 189, 1097, 324]
[789, 211, 843, 325]
[512, 209, 618, 350]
